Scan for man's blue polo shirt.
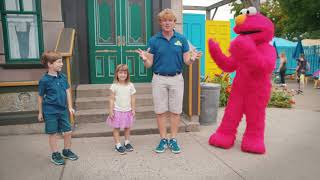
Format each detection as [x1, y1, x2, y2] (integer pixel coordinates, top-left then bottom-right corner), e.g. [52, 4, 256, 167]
[38, 73, 70, 114]
[148, 31, 189, 74]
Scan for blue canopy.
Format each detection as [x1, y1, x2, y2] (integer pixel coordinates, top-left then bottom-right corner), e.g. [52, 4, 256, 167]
[293, 40, 304, 59]
[272, 37, 297, 47]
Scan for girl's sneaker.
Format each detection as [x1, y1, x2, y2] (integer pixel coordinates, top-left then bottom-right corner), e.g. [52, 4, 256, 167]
[51, 152, 65, 165]
[62, 149, 79, 161]
[124, 143, 134, 152]
[115, 145, 126, 155]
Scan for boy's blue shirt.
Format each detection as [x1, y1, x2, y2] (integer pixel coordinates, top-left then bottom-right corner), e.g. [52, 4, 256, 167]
[148, 30, 190, 74]
[38, 72, 70, 114]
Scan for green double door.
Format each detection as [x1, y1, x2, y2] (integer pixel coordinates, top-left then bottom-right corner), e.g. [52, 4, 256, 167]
[88, 0, 152, 84]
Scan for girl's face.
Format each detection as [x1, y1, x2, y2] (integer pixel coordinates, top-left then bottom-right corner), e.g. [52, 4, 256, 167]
[117, 70, 128, 82]
[48, 59, 63, 72]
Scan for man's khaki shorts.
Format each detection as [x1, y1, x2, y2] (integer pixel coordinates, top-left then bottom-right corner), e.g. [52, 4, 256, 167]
[152, 73, 184, 114]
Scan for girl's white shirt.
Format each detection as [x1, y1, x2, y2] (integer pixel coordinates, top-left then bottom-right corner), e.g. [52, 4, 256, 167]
[110, 82, 136, 112]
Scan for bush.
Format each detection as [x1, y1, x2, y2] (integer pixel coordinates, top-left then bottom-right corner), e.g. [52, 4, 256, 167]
[268, 87, 295, 108]
[205, 73, 231, 107]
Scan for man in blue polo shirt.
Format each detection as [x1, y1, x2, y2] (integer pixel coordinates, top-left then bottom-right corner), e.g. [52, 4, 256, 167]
[136, 9, 202, 154]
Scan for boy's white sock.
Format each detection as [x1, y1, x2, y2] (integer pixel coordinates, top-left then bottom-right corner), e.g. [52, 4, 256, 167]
[116, 143, 122, 149]
[124, 140, 130, 145]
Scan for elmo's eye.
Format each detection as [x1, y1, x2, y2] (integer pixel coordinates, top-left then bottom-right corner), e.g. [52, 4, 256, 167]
[247, 7, 257, 15]
[240, 9, 247, 15]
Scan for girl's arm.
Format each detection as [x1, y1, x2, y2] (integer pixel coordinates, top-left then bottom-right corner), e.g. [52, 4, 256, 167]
[66, 88, 75, 115]
[131, 94, 136, 116]
[37, 96, 43, 122]
[109, 91, 115, 117]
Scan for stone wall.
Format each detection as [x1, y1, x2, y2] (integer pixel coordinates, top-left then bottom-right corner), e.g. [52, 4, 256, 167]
[0, 87, 38, 112]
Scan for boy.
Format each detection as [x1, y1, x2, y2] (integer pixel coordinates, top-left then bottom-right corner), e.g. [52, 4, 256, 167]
[38, 51, 78, 165]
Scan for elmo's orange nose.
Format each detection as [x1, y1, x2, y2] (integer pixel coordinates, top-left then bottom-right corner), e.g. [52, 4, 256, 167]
[235, 14, 246, 26]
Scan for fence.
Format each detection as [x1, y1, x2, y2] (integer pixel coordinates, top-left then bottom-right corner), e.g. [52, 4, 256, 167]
[274, 45, 320, 76]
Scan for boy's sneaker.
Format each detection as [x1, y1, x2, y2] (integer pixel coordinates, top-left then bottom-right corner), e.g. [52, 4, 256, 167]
[115, 145, 126, 155]
[62, 149, 79, 161]
[51, 152, 65, 165]
[155, 138, 168, 153]
[169, 138, 181, 154]
[124, 143, 134, 152]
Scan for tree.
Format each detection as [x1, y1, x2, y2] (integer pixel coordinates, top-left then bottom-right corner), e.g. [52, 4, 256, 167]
[277, 0, 320, 40]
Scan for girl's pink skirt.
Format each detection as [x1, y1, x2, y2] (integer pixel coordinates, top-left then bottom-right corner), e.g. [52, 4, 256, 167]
[106, 110, 134, 129]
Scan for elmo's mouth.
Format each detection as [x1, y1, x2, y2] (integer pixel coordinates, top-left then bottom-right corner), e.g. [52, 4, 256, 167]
[240, 30, 261, 35]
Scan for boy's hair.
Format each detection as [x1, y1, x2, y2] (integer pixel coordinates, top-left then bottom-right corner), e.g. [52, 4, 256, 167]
[114, 64, 130, 83]
[41, 51, 62, 68]
[158, 8, 177, 23]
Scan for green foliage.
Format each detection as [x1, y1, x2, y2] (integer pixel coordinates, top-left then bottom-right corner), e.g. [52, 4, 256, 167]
[268, 87, 295, 108]
[205, 73, 231, 107]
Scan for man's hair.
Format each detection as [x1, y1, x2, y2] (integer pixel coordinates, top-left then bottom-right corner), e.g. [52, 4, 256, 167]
[114, 64, 130, 84]
[158, 8, 177, 23]
[41, 51, 62, 68]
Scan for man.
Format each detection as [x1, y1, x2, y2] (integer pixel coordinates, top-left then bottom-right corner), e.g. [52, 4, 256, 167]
[136, 9, 201, 154]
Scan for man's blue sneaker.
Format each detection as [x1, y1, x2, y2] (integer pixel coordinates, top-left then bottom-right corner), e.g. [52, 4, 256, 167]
[62, 149, 79, 161]
[115, 145, 126, 155]
[51, 152, 65, 165]
[155, 138, 168, 153]
[169, 138, 181, 154]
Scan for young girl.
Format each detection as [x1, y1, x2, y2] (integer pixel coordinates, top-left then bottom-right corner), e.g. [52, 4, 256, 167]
[107, 64, 136, 154]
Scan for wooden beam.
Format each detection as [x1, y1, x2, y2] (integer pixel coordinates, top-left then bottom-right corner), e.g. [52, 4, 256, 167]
[0, 81, 38, 87]
[183, 6, 207, 11]
[207, 0, 236, 11]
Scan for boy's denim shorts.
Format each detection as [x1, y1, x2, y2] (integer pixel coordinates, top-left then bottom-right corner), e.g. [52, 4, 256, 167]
[43, 110, 71, 134]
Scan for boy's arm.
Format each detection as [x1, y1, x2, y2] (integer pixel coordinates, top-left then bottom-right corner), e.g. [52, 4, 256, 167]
[131, 94, 136, 116]
[38, 96, 44, 122]
[66, 88, 75, 115]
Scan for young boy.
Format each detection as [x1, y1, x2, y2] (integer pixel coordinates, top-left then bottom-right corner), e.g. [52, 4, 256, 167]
[38, 51, 78, 165]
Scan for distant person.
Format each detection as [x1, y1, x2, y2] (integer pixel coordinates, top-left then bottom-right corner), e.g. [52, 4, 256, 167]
[278, 52, 287, 86]
[106, 64, 136, 155]
[296, 53, 309, 94]
[38, 51, 78, 165]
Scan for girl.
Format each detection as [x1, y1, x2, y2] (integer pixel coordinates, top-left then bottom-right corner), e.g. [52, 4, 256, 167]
[107, 64, 136, 154]
[278, 52, 287, 86]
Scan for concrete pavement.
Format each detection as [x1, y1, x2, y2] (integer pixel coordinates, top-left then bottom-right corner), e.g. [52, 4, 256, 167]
[0, 82, 319, 180]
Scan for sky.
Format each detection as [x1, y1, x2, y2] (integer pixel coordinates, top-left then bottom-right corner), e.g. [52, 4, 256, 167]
[183, 0, 236, 20]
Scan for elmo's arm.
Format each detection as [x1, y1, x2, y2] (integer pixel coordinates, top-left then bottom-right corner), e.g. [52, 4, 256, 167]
[208, 39, 238, 73]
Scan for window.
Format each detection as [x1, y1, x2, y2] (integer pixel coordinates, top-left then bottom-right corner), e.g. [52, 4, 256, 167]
[1, 0, 43, 63]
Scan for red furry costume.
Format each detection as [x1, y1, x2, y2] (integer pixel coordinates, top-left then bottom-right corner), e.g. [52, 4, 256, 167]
[208, 7, 276, 154]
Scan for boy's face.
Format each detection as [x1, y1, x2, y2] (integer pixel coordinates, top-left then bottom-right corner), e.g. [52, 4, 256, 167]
[48, 59, 63, 72]
[160, 18, 175, 33]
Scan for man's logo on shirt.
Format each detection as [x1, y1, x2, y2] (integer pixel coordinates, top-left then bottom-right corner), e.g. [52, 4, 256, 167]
[174, 40, 182, 46]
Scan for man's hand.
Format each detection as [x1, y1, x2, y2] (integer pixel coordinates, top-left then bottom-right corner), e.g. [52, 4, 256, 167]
[135, 48, 152, 61]
[190, 47, 202, 62]
[38, 113, 44, 122]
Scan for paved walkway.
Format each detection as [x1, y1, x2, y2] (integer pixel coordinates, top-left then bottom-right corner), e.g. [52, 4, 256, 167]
[0, 82, 319, 180]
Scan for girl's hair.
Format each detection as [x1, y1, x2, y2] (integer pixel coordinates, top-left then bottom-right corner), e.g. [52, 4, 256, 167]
[114, 64, 130, 83]
[158, 8, 177, 23]
[41, 51, 62, 68]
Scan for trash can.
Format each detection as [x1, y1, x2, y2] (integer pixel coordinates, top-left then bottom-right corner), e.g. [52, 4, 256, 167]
[200, 83, 221, 125]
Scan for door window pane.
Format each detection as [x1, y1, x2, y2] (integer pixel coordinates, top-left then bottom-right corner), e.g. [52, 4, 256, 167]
[127, 0, 146, 45]
[6, 14, 40, 59]
[23, 0, 36, 11]
[5, 0, 20, 11]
